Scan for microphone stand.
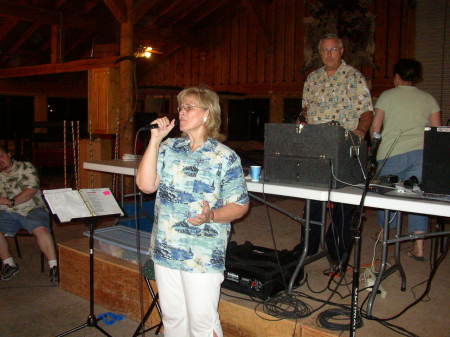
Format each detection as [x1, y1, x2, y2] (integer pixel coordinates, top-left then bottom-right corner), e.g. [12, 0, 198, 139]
[349, 135, 379, 336]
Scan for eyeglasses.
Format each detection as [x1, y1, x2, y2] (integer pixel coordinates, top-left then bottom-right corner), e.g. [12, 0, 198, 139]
[177, 104, 207, 113]
[320, 47, 341, 54]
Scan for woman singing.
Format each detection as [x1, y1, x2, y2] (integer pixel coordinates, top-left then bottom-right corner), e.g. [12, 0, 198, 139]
[137, 86, 249, 337]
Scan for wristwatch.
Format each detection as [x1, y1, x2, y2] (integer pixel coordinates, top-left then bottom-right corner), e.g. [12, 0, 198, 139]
[8, 198, 15, 207]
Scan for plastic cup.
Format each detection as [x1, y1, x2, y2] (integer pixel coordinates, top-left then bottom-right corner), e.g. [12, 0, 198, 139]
[250, 166, 262, 182]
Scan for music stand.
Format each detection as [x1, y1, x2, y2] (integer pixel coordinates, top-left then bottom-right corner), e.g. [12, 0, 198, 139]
[55, 214, 120, 337]
[42, 188, 124, 336]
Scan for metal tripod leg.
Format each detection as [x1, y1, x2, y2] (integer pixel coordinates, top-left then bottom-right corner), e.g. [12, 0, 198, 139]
[132, 278, 163, 336]
[367, 210, 407, 316]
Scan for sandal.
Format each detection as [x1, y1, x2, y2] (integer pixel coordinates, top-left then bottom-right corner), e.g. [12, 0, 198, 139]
[408, 250, 425, 261]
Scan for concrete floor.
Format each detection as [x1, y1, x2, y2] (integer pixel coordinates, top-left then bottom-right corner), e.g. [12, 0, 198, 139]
[0, 170, 449, 337]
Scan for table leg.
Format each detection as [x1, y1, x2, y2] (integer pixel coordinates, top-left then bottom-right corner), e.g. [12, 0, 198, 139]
[394, 213, 406, 291]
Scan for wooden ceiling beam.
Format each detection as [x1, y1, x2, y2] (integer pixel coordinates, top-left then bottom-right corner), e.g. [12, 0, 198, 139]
[0, 22, 42, 64]
[0, 0, 96, 30]
[0, 56, 119, 79]
[131, 0, 158, 24]
[65, 31, 94, 57]
[0, 78, 86, 97]
[145, 1, 239, 64]
[190, 0, 225, 25]
[156, 0, 185, 19]
[0, 18, 19, 41]
[103, 0, 127, 23]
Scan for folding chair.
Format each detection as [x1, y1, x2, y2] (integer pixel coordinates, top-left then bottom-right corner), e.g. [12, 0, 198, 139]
[132, 259, 163, 336]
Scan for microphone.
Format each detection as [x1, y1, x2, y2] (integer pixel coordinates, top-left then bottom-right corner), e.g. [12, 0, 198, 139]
[140, 124, 159, 131]
[369, 132, 382, 168]
[137, 120, 178, 132]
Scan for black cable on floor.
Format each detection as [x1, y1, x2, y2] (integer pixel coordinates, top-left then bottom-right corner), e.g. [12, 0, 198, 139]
[317, 307, 363, 331]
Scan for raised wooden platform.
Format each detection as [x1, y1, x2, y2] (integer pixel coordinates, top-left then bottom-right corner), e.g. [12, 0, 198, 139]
[59, 238, 337, 337]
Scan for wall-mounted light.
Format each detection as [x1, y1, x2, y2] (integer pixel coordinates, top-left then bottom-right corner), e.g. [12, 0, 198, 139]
[114, 45, 162, 64]
[135, 46, 153, 59]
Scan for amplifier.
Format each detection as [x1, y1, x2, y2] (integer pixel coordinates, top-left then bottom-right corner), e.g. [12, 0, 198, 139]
[223, 241, 303, 300]
[421, 126, 450, 195]
[264, 123, 367, 188]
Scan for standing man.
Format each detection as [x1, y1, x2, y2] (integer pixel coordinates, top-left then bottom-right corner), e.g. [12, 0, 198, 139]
[300, 33, 373, 271]
[0, 146, 58, 283]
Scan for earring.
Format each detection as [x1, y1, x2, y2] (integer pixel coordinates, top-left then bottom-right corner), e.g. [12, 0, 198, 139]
[203, 116, 208, 123]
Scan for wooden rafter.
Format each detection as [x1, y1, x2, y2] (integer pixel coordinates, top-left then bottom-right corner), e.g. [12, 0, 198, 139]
[0, 78, 86, 97]
[0, 0, 96, 30]
[189, 0, 225, 25]
[0, 22, 42, 64]
[103, 0, 127, 23]
[149, 1, 238, 63]
[130, 0, 159, 24]
[0, 18, 19, 41]
[65, 31, 94, 57]
[155, 0, 185, 19]
[0, 56, 119, 79]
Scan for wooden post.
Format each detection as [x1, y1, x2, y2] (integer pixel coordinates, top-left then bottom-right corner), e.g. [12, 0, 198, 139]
[119, 21, 134, 157]
[79, 138, 113, 189]
[50, 24, 61, 64]
[119, 11, 135, 194]
[269, 94, 284, 123]
[34, 94, 48, 133]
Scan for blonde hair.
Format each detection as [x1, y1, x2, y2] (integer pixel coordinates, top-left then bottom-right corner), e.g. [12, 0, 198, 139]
[177, 86, 224, 141]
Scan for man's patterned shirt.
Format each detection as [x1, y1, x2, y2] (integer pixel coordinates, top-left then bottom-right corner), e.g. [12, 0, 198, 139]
[302, 60, 373, 130]
[151, 137, 249, 273]
[0, 160, 45, 216]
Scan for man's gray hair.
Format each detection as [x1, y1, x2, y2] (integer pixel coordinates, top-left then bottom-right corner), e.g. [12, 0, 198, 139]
[318, 33, 344, 51]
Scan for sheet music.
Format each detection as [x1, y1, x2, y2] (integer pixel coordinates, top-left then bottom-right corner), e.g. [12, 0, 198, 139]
[43, 189, 91, 222]
[43, 188, 123, 223]
[79, 188, 124, 217]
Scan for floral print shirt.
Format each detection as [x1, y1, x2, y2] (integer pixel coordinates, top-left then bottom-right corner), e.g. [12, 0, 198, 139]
[302, 60, 373, 130]
[0, 160, 45, 216]
[151, 137, 249, 273]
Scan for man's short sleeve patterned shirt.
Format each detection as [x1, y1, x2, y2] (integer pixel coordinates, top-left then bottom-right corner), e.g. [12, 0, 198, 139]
[302, 60, 373, 130]
[0, 160, 45, 216]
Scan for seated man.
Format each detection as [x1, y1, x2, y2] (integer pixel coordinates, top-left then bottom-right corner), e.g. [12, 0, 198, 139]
[0, 146, 58, 283]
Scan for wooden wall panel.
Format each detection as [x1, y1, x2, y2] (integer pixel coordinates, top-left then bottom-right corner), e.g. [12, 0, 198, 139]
[247, 11, 257, 85]
[274, 0, 285, 83]
[140, 0, 414, 98]
[284, 0, 295, 83]
[386, 0, 402, 79]
[230, 15, 240, 85]
[238, 13, 248, 85]
[293, 0, 304, 84]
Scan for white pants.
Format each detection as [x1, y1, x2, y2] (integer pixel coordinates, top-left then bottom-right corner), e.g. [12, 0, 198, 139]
[155, 264, 224, 337]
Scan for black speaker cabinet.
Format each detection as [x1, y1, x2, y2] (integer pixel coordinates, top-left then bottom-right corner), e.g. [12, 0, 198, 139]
[264, 123, 367, 188]
[223, 241, 303, 299]
[421, 126, 450, 195]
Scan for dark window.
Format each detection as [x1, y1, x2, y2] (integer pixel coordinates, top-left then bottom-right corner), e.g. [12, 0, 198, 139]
[228, 99, 269, 141]
[284, 98, 301, 123]
[0, 95, 33, 139]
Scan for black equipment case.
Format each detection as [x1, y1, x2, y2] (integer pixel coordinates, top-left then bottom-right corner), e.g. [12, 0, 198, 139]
[223, 241, 303, 299]
[421, 126, 450, 195]
[264, 123, 367, 188]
